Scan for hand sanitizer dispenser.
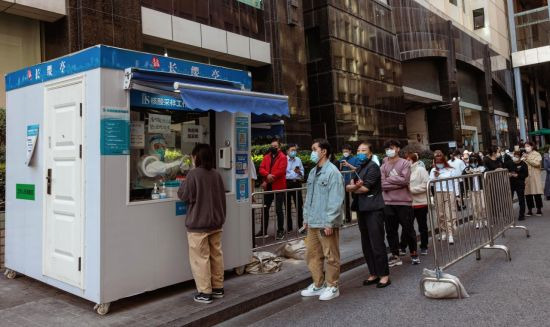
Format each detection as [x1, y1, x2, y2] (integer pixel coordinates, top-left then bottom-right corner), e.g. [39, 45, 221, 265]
[219, 147, 232, 169]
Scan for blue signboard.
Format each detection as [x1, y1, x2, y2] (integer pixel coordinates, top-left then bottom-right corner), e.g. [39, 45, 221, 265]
[236, 178, 249, 203]
[130, 90, 188, 111]
[235, 153, 248, 175]
[176, 201, 187, 216]
[235, 116, 249, 152]
[5, 45, 252, 91]
[101, 108, 130, 155]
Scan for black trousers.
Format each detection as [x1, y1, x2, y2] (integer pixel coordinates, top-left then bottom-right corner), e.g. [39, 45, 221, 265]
[511, 183, 526, 218]
[344, 192, 352, 223]
[286, 180, 303, 230]
[384, 205, 417, 256]
[263, 192, 285, 233]
[400, 206, 429, 251]
[358, 210, 390, 277]
[526, 194, 542, 211]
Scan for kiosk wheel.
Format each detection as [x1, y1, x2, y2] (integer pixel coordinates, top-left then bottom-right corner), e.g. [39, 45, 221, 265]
[4, 269, 16, 279]
[234, 266, 246, 276]
[94, 303, 111, 315]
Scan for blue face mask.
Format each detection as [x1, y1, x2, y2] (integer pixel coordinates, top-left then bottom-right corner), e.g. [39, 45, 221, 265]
[436, 163, 445, 169]
[310, 151, 320, 164]
[289, 151, 297, 158]
[155, 148, 165, 161]
[356, 153, 368, 163]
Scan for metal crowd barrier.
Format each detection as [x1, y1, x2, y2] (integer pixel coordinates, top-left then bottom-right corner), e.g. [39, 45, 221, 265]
[420, 169, 529, 298]
[251, 170, 357, 250]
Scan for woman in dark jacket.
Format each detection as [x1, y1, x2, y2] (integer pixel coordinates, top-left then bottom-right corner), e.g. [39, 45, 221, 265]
[178, 143, 227, 304]
[544, 150, 550, 200]
[346, 142, 390, 288]
[505, 151, 529, 220]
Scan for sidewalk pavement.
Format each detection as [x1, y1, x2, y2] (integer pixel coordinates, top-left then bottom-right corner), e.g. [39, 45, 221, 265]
[0, 226, 365, 327]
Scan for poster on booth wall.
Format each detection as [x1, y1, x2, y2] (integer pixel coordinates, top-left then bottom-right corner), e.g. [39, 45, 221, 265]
[148, 113, 171, 134]
[25, 124, 39, 166]
[130, 121, 145, 149]
[235, 116, 249, 152]
[101, 107, 130, 155]
[236, 178, 249, 203]
[235, 153, 248, 176]
[181, 124, 204, 143]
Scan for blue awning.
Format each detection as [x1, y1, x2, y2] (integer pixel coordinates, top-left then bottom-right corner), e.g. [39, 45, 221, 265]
[124, 68, 289, 117]
[174, 82, 289, 117]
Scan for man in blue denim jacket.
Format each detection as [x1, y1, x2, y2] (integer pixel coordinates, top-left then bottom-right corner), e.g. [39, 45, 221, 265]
[300, 139, 344, 301]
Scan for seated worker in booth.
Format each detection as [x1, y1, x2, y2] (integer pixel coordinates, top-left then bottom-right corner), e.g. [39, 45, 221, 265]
[136, 134, 191, 191]
[178, 143, 227, 304]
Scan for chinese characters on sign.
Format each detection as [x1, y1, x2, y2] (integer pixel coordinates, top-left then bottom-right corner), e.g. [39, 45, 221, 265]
[148, 114, 172, 134]
[182, 125, 204, 143]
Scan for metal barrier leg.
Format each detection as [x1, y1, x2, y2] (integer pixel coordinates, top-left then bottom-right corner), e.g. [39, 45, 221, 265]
[475, 249, 481, 261]
[482, 244, 511, 261]
[508, 223, 530, 238]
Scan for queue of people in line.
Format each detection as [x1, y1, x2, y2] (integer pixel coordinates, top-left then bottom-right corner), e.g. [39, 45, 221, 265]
[176, 139, 549, 304]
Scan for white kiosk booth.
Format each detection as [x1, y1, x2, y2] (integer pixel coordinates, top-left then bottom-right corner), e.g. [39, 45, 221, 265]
[4, 45, 288, 314]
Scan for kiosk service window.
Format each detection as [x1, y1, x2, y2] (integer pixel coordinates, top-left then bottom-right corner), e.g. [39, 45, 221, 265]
[129, 105, 214, 202]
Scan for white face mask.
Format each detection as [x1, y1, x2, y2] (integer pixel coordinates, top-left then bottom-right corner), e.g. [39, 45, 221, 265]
[386, 149, 396, 158]
[525, 146, 532, 153]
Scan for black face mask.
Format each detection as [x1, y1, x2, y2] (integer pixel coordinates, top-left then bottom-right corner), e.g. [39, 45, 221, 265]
[270, 147, 278, 155]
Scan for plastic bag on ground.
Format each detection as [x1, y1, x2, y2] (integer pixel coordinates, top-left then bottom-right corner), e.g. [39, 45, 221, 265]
[275, 239, 306, 260]
[422, 268, 470, 299]
[245, 251, 284, 274]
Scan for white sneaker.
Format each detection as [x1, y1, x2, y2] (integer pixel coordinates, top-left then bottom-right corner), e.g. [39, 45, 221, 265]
[448, 235, 454, 244]
[438, 233, 447, 241]
[319, 286, 340, 301]
[475, 222, 480, 229]
[300, 283, 326, 297]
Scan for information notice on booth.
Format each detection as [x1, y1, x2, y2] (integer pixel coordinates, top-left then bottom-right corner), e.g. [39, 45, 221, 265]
[25, 124, 39, 166]
[101, 107, 130, 155]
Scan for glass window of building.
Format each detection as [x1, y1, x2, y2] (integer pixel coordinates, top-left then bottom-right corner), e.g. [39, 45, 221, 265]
[449, 0, 458, 6]
[128, 100, 213, 203]
[473, 8, 485, 29]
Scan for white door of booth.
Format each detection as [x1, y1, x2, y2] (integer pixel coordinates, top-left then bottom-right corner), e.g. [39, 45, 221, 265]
[43, 77, 85, 288]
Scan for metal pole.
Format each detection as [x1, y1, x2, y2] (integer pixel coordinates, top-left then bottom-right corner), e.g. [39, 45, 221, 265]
[507, 0, 528, 141]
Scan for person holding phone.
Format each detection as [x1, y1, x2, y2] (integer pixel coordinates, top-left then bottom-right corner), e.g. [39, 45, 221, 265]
[286, 144, 305, 232]
[300, 139, 344, 301]
[347, 142, 390, 288]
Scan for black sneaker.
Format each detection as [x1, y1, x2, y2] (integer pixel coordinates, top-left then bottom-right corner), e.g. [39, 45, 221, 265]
[212, 288, 224, 299]
[276, 231, 285, 240]
[398, 249, 407, 257]
[536, 210, 543, 216]
[518, 216, 525, 221]
[194, 293, 213, 304]
[526, 211, 533, 217]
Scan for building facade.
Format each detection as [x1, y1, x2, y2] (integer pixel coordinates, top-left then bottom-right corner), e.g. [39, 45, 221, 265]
[0, 0, 524, 152]
[509, 0, 550, 146]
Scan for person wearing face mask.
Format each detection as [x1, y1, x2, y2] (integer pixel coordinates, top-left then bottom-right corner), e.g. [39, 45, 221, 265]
[483, 146, 503, 171]
[523, 142, 543, 216]
[347, 142, 391, 287]
[381, 140, 418, 267]
[404, 152, 430, 257]
[178, 144, 227, 304]
[463, 154, 487, 228]
[505, 151, 528, 220]
[258, 138, 288, 240]
[430, 150, 460, 244]
[339, 144, 358, 223]
[448, 150, 466, 174]
[300, 139, 344, 301]
[286, 144, 305, 232]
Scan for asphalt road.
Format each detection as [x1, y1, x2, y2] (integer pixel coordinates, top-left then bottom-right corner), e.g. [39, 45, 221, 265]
[218, 209, 550, 327]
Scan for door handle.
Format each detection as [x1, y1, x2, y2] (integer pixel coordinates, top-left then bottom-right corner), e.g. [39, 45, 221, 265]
[46, 168, 52, 195]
